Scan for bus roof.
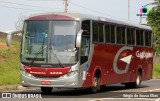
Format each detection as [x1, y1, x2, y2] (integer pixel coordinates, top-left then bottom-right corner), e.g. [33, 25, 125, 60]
[27, 12, 152, 30]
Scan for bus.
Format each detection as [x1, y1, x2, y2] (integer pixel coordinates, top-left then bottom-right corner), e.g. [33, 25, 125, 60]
[6, 12, 153, 93]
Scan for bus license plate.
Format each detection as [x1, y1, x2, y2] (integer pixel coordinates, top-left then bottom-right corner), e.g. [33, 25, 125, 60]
[41, 80, 51, 85]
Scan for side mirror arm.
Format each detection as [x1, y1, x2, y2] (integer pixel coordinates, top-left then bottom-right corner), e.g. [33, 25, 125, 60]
[76, 29, 83, 48]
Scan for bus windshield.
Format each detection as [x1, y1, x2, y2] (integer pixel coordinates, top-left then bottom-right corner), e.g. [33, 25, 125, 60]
[21, 20, 79, 66]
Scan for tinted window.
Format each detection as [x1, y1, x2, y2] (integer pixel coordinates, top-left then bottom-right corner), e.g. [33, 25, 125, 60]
[136, 29, 144, 46]
[116, 26, 126, 44]
[131, 28, 135, 45]
[136, 30, 141, 45]
[116, 26, 122, 44]
[140, 30, 144, 46]
[82, 20, 90, 33]
[105, 24, 111, 43]
[93, 22, 98, 42]
[127, 28, 131, 44]
[145, 31, 152, 46]
[99, 23, 104, 42]
[148, 31, 152, 46]
[111, 25, 115, 44]
[122, 27, 126, 44]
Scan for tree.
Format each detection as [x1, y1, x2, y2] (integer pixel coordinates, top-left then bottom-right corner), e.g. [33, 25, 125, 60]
[15, 14, 26, 31]
[147, 1, 160, 55]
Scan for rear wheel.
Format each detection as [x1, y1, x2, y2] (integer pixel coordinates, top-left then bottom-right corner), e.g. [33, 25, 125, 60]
[100, 85, 106, 91]
[125, 72, 142, 88]
[135, 72, 142, 87]
[41, 87, 53, 94]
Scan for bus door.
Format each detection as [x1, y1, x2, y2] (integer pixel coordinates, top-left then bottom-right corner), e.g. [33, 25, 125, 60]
[79, 20, 91, 84]
[80, 20, 90, 65]
[80, 32, 90, 64]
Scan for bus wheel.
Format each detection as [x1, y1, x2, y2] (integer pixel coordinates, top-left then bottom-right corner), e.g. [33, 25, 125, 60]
[100, 85, 106, 91]
[41, 87, 53, 94]
[125, 72, 142, 88]
[135, 71, 142, 87]
[89, 75, 100, 93]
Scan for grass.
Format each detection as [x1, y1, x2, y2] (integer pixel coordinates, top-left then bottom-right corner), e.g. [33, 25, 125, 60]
[0, 39, 20, 85]
[153, 64, 160, 79]
[0, 38, 160, 85]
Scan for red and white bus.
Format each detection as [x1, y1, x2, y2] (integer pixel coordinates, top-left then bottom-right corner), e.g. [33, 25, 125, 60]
[7, 12, 153, 93]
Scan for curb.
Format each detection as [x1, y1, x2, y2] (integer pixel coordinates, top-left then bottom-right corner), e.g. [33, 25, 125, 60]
[0, 84, 38, 92]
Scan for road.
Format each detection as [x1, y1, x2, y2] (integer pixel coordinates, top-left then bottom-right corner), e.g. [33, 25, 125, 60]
[1, 79, 160, 101]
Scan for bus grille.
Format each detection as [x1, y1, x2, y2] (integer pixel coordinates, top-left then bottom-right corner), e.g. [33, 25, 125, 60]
[34, 76, 60, 78]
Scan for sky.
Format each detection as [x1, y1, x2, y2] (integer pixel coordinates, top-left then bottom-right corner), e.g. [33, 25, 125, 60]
[0, 0, 155, 32]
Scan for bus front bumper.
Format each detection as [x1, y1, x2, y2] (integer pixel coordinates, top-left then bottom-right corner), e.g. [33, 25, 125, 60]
[20, 71, 81, 88]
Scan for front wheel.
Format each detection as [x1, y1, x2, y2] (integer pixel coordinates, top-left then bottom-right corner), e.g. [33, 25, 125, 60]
[88, 76, 100, 93]
[41, 87, 53, 94]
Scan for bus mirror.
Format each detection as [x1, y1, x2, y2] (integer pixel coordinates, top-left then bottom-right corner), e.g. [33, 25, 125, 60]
[76, 30, 83, 48]
[6, 30, 22, 46]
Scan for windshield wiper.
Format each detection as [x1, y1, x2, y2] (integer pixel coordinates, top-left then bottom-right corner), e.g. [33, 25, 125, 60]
[51, 51, 63, 67]
[50, 39, 64, 68]
[30, 39, 46, 65]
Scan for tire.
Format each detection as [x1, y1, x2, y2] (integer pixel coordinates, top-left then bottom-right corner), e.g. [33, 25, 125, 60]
[100, 85, 106, 91]
[125, 72, 142, 88]
[41, 87, 53, 94]
[88, 76, 100, 93]
[135, 72, 142, 87]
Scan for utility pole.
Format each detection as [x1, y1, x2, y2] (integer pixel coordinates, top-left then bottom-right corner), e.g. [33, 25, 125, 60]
[64, 0, 68, 12]
[128, 0, 130, 20]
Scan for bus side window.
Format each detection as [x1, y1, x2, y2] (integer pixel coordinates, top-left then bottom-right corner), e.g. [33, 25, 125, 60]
[149, 31, 152, 46]
[116, 26, 122, 44]
[145, 31, 151, 47]
[92, 22, 98, 42]
[98, 23, 104, 42]
[136, 29, 141, 46]
[127, 28, 131, 45]
[116, 26, 125, 44]
[131, 28, 135, 45]
[122, 27, 126, 44]
[140, 30, 144, 46]
[111, 25, 115, 44]
[105, 24, 111, 43]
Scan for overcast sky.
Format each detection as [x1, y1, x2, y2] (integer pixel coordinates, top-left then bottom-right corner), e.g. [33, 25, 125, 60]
[0, 0, 154, 32]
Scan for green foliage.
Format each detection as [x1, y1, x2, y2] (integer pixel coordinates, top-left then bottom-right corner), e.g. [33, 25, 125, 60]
[147, 4, 160, 55]
[153, 64, 160, 78]
[0, 39, 20, 85]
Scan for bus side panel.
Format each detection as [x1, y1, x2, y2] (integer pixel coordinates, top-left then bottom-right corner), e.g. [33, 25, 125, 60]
[132, 47, 153, 81]
[82, 44, 131, 87]
[82, 44, 153, 87]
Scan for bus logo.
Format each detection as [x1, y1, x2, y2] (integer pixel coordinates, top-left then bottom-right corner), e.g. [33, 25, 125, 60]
[113, 46, 133, 74]
[136, 51, 153, 59]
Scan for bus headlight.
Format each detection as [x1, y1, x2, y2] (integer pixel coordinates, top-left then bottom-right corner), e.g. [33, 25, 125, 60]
[59, 70, 78, 79]
[21, 70, 34, 78]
